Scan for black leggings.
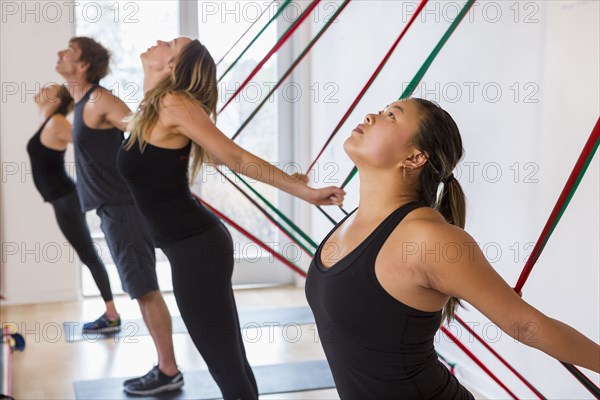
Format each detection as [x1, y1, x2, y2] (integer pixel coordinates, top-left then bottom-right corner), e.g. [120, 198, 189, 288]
[50, 190, 113, 302]
[162, 223, 258, 400]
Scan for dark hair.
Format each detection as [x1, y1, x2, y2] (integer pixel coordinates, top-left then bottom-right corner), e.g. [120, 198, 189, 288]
[411, 98, 466, 324]
[69, 37, 110, 84]
[55, 85, 74, 116]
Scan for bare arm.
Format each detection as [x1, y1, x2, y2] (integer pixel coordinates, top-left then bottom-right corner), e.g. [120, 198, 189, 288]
[99, 89, 132, 132]
[159, 94, 345, 206]
[55, 117, 72, 144]
[418, 222, 600, 373]
[45, 115, 72, 146]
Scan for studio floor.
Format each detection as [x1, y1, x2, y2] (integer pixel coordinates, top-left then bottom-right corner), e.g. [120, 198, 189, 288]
[1, 286, 340, 399]
[2, 285, 489, 399]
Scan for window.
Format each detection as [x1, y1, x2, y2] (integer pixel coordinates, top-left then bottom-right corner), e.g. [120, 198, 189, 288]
[76, 1, 179, 295]
[77, 1, 293, 296]
[194, 1, 279, 258]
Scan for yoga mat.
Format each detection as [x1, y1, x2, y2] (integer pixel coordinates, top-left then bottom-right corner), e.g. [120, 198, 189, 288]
[64, 307, 315, 343]
[74, 360, 334, 399]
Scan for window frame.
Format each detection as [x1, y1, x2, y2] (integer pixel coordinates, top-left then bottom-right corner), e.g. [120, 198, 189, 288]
[78, 1, 301, 295]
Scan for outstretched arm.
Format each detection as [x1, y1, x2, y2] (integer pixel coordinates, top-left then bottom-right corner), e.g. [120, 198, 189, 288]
[100, 89, 132, 132]
[160, 94, 345, 206]
[48, 115, 73, 144]
[418, 222, 600, 373]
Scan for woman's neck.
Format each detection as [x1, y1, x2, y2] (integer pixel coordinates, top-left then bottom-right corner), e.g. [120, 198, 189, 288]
[38, 104, 58, 124]
[356, 169, 420, 220]
[143, 73, 162, 94]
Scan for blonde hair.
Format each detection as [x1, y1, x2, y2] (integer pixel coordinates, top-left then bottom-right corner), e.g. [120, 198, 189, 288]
[126, 40, 218, 180]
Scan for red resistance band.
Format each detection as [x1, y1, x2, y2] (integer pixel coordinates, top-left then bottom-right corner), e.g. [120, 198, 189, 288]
[219, 0, 321, 114]
[195, 195, 307, 278]
[515, 118, 600, 292]
[454, 315, 545, 399]
[442, 326, 518, 400]
[308, 0, 429, 172]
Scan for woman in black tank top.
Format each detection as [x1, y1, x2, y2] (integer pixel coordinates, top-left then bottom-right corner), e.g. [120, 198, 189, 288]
[27, 85, 120, 331]
[118, 38, 345, 399]
[305, 98, 599, 399]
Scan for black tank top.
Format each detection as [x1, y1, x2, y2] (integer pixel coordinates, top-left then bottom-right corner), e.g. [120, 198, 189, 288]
[117, 140, 219, 248]
[72, 85, 133, 211]
[305, 202, 475, 400]
[26, 114, 76, 202]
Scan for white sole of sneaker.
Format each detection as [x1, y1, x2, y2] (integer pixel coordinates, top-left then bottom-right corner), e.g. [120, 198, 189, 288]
[123, 380, 184, 396]
[82, 326, 121, 334]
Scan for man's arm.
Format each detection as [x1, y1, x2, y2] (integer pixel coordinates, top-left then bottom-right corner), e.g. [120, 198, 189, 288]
[98, 88, 132, 132]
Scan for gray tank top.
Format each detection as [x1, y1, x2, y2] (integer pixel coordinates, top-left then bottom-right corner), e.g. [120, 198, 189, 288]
[72, 84, 132, 211]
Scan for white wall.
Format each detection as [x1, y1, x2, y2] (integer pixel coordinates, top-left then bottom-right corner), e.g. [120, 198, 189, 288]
[1, 3, 78, 304]
[305, 1, 599, 398]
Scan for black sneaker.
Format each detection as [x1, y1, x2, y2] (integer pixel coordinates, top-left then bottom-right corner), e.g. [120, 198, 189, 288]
[82, 313, 121, 334]
[123, 366, 156, 386]
[123, 366, 184, 395]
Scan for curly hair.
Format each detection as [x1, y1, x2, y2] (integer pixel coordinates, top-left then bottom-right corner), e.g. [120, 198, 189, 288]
[69, 37, 111, 84]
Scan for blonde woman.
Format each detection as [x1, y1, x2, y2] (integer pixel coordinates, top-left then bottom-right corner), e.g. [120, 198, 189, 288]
[117, 37, 345, 398]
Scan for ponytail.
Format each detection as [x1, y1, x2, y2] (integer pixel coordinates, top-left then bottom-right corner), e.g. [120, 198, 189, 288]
[435, 175, 466, 324]
[436, 175, 466, 229]
[411, 98, 467, 325]
[55, 85, 74, 116]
